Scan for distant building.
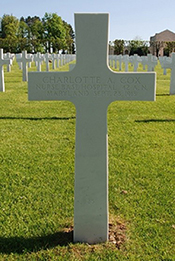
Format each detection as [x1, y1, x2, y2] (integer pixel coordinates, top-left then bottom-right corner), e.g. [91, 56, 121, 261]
[149, 29, 175, 56]
[109, 44, 114, 55]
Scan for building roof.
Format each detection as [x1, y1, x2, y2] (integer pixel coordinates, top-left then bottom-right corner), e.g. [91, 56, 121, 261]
[150, 29, 175, 42]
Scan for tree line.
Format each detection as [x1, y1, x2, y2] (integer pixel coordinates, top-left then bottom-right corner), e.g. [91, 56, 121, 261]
[0, 13, 75, 54]
[1, 14, 175, 56]
[110, 39, 175, 56]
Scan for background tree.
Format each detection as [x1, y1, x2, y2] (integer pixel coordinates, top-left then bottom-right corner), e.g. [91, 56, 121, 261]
[0, 13, 74, 53]
[63, 21, 75, 54]
[113, 39, 125, 55]
[164, 41, 175, 56]
[1, 14, 19, 52]
[17, 19, 29, 52]
[128, 38, 149, 56]
[42, 13, 66, 53]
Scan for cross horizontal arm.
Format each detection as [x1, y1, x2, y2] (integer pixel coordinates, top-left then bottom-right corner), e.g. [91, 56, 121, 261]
[28, 70, 156, 106]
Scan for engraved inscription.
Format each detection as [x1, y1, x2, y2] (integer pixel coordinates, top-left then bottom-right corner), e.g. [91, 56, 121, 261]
[34, 75, 148, 98]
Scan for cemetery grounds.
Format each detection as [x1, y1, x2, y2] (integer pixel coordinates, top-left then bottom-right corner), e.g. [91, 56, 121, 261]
[0, 59, 174, 260]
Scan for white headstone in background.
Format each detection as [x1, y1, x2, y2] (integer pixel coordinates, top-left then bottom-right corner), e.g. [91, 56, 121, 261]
[28, 54, 33, 68]
[60, 54, 63, 66]
[55, 53, 60, 68]
[130, 54, 142, 71]
[147, 54, 157, 71]
[122, 54, 129, 71]
[0, 49, 12, 92]
[28, 13, 156, 244]
[33, 52, 44, 72]
[159, 56, 171, 75]
[51, 53, 57, 70]
[141, 56, 148, 70]
[4, 52, 12, 72]
[45, 53, 52, 71]
[16, 50, 32, 81]
[16, 53, 22, 70]
[169, 53, 175, 95]
[117, 54, 122, 71]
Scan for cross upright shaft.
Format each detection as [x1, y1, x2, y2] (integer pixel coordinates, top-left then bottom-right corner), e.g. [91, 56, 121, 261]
[28, 13, 156, 244]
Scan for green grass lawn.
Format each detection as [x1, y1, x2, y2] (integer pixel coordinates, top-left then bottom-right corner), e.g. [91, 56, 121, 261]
[0, 60, 174, 260]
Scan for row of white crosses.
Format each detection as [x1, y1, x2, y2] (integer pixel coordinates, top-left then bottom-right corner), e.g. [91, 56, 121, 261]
[1, 46, 175, 95]
[159, 55, 172, 75]
[159, 53, 175, 94]
[16, 52, 76, 77]
[3, 52, 15, 72]
[109, 52, 175, 94]
[0, 49, 76, 91]
[109, 53, 158, 72]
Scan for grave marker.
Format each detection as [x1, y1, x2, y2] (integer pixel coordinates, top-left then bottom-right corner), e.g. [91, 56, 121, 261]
[0, 48, 12, 92]
[169, 53, 175, 95]
[33, 52, 44, 71]
[4, 52, 13, 72]
[51, 53, 57, 70]
[130, 54, 141, 71]
[55, 53, 60, 68]
[159, 56, 171, 75]
[45, 53, 52, 71]
[16, 53, 22, 70]
[147, 54, 157, 72]
[122, 54, 129, 71]
[159, 53, 175, 94]
[16, 50, 33, 81]
[28, 13, 156, 244]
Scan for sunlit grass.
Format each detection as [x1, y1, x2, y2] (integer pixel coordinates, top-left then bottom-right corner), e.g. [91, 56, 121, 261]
[0, 59, 174, 260]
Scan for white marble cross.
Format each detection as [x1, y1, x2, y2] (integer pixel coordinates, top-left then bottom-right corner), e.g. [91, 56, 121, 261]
[130, 54, 142, 71]
[168, 53, 175, 95]
[0, 49, 12, 92]
[51, 53, 57, 70]
[141, 54, 157, 72]
[122, 54, 130, 71]
[16, 50, 33, 81]
[55, 54, 60, 68]
[159, 56, 172, 75]
[33, 52, 44, 72]
[147, 54, 157, 72]
[4, 52, 13, 72]
[45, 53, 52, 71]
[28, 13, 156, 244]
[159, 53, 175, 94]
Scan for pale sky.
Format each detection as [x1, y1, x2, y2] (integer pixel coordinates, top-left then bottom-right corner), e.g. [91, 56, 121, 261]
[0, 0, 175, 41]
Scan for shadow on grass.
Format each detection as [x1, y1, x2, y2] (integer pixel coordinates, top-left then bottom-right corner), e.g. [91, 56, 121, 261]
[0, 116, 76, 121]
[0, 230, 73, 254]
[156, 93, 170, 96]
[135, 119, 175, 123]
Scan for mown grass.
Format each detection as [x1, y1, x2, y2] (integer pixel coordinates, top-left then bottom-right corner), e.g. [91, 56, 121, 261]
[0, 59, 174, 260]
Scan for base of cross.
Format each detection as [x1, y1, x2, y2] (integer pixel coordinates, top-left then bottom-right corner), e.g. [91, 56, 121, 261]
[59, 218, 126, 248]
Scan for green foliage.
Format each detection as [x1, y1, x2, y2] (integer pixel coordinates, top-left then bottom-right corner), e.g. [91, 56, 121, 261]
[1, 14, 19, 39]
[0, 61, 174, 260]
[165, 41, 175, 56]
[113, 39, 125, 55]
[0, 15, 19, 52]
[42, 12, 66, 52]
[17, 20, 29, 39]
[63, 20, 75, 54]
[0, 13, 74, 53]
[128, 39, 149, 55]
